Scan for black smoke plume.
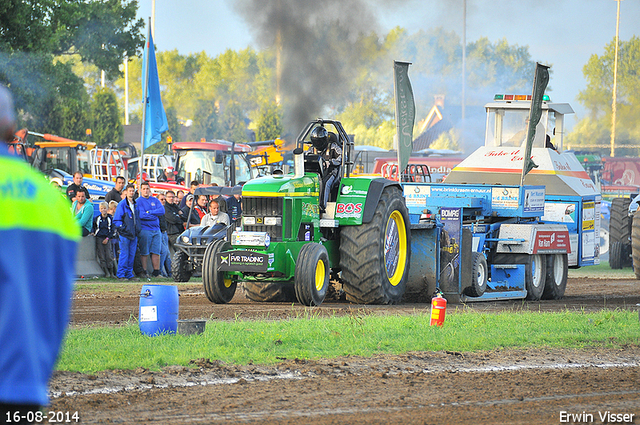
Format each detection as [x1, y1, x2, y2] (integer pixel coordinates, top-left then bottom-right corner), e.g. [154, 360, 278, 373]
[233, 0, 380, 136]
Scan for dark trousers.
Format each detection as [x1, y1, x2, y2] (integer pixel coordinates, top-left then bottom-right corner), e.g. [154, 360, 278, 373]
[321, 170, 339, 211]
[95, 236, 115, 271]
[168, 233, 179, 256]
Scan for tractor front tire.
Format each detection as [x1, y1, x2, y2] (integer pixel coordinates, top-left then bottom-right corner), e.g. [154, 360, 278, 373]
[542, 254, 568, 300]
[609, 197, 631, 245]
[340, 187, 411, 304]
[294, 243, 329, 306]
[203, 239, 236, 304]
[609, 241, 624, 269]
[171, 251, 191, 282]
[465, 252, 488, 297]
[243, 281, 296, 302]
[631, 214, 640, 279]
[493, 253, 546, 301]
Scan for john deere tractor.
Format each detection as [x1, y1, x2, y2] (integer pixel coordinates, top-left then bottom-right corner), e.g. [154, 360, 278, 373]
[202, 119, 411, 306]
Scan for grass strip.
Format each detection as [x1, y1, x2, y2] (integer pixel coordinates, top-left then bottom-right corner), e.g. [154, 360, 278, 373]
[57, 309, 640, 373]
[567, 261, 636, 278]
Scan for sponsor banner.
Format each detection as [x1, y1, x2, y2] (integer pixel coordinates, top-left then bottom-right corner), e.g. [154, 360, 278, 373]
[231, 231, 270, 247]
[439, 207, 461, 287]
[431, 186, 491, 196]
[335, 202, 363, 218]
[523, 188, 545, 213]
[594, 200, 601, 261]
[340, 185, 369, 197]
[301, 202, 320, 219]
[582, 201, 595, 231]
[492, 187, 520, 209]
[542, 202, 576, 223]
[533, 230, 571, 254]
[393, 60, 415, 173]
[568, 234, 578, 266]
[218, 251, 268, 272]
[582, 231, 595, 261]
[403, 185, 430, 207]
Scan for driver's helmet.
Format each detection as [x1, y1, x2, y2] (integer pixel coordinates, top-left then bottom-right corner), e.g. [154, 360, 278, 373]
[310, 126, 329, 152]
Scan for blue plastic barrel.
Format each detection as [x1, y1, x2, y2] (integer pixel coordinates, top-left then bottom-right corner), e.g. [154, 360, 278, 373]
[139, 285, 179, 336]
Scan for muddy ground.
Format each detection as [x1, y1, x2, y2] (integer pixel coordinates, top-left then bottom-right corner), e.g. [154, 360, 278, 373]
[70, 275, 640, 326]
[46, 275, 640, 424]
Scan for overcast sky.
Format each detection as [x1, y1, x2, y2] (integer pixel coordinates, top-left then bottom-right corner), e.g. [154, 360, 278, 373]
[136, 0, 640, 130]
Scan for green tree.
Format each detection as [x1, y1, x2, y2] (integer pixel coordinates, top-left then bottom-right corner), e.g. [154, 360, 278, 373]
[165, 107, 181, 144]
[0, 0, 143, 135]
[252, 102, 283, 141]
[335, 28, 398, 148]
[92, 87, 123, 146]
[429, 129, 460, 151]
[59, 98, 90, 141]
[220, 100, 249, 142]
[0, 0, 143, 74]
[118, 48, 271, 142]
[567, 36, 640, 156]
[144, 140, 167, 154]
[189, 99, 219, 141]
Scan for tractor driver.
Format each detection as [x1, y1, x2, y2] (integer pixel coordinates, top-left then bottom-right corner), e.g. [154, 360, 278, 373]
[309, 126, 342, 213]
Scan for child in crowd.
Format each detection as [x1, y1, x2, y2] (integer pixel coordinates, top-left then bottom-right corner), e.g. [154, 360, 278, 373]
[93, 202, 117, 278]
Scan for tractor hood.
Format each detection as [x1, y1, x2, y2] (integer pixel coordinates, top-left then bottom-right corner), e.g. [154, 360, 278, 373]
[241, 174, 319, 197]
[177, 222, 228, 247]
[445, 147, 598, 197]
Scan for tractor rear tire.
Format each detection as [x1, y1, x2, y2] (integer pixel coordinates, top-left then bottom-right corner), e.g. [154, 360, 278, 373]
[294, 243, 329, 306]
[243, 281, 296, 302]
[631, 214, 640, 279]
[203, 239, 236, 304]
[340, 187, 411, 304]
[493, 253, 546, 301]
[542, 254, 568, 300]
[609, 241, 624, 269]
[171, 251, 191, 282]
[609, 197, 630, 245]
[465, 252, 488, 297]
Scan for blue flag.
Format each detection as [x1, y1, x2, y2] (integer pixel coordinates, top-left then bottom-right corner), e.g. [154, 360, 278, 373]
[141, 28, 168, 150]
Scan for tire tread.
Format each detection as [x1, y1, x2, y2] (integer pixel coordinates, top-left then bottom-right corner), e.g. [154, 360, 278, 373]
[339, 187, 410, 304]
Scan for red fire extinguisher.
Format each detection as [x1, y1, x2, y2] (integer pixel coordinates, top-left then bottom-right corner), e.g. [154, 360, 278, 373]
[430, 291, 447, 327]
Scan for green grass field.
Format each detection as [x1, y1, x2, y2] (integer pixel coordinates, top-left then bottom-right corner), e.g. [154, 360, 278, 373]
[568, 261, 637, 278]
[57, 310, 640, 373]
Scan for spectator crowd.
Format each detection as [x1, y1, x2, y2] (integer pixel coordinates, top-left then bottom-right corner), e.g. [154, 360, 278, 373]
[67, 178, 241, 281]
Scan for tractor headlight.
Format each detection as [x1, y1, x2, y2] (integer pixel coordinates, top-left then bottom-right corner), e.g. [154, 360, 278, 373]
[243, 216, 256, 225]
[181, 236, 190, 244]
[264, 217, 281, 226]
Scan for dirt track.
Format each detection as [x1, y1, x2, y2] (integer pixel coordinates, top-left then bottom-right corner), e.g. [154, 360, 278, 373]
[48, 275, 640, 424]
[69, 276, 640, 326]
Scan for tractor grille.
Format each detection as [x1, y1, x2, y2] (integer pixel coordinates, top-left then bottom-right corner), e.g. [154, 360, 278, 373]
[243, 197, 284, 242]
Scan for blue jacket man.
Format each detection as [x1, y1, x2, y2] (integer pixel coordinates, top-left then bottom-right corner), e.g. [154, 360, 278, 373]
[136, 181, 165, 277]
[113, 183, 141, 280]
[0, 86, 80, 417]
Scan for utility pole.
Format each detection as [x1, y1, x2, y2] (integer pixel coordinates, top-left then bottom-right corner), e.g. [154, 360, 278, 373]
[151, 0, 156, 39]
[101, 44, 106, 88]
[124, 56, 129, 125]
[610, 0, 623, 157]
[461, 0, 466, 122]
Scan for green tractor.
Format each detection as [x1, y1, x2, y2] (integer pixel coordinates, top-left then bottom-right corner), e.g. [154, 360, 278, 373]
[202, 119, 412, 306]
